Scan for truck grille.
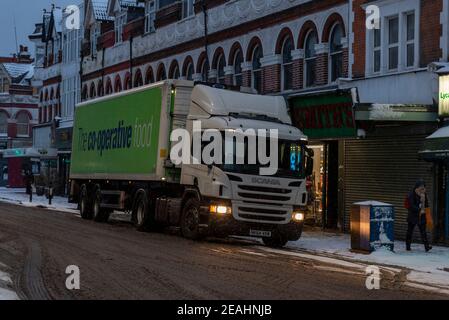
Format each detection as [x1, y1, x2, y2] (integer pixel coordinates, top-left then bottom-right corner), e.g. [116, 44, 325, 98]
[233, 184, 293, 224]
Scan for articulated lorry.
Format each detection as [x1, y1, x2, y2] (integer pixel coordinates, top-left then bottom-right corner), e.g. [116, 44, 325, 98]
[69, 80, 312, 247]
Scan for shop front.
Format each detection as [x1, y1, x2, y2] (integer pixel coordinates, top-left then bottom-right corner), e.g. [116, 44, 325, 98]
[55, 125, 73, 195]
[289, 89, 357, 230]
[2, 148, 57, 188]
[289, 89, 439, 240]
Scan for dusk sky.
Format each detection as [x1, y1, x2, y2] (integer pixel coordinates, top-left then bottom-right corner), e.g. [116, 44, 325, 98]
[0, 0, 75, 57]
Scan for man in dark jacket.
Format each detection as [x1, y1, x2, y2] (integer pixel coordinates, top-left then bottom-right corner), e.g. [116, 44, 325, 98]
[406, 179, 432, 252]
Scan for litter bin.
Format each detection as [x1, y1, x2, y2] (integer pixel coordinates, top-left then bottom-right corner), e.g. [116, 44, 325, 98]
[351, 201, 394, 253]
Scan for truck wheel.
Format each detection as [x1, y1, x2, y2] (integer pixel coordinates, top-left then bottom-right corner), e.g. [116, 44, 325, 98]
[92, 190, 109, 223]
[180, 198, 203, 240]
[262, 234, 288, 248]
[133, 192, 153, 232]
[79, 185, 93, 220]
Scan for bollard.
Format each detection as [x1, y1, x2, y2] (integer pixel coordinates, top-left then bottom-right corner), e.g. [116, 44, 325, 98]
[49, 187, 53, 205]
[29, 189, 32, 203]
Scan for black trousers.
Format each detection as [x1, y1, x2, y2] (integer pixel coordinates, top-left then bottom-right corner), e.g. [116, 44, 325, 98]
[406, 222, 429, 249]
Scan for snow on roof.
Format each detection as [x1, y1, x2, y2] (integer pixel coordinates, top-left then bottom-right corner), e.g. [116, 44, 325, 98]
[92, 0, 113, 21]
[2, 63, 34, 84]
[427, 125, 449, 139]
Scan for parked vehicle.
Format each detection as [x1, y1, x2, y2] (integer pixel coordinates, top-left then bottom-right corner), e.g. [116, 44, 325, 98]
[69, 80, 312, 247]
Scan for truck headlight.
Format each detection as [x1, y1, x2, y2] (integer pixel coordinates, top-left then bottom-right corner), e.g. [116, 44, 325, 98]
[292, 212, 305, 222]
[210, 205, 232, 215]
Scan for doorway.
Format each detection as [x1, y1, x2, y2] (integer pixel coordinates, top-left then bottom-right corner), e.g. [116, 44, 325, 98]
[308, 141, 340, 229]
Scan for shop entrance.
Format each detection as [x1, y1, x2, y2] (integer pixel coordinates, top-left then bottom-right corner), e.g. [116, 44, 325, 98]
[435, 163, 449, 242]
[308, 141, 340, 229]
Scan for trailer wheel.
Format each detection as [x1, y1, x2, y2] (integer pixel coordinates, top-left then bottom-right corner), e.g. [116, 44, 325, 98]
[92, 189, 110, 223]
[79, 185, 93, 220]
[262, 233, 288, 248]
[180, 198, 203, 240]
[133, 191, 153, 232]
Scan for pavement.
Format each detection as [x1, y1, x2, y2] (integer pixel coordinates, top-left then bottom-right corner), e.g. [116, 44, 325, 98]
[0, 196, 448, 300]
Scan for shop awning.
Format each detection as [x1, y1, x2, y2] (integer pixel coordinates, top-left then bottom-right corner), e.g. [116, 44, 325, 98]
[419, 126, 449, 161]
[2, 148, 58, 159]
[355, 104, 438, 122]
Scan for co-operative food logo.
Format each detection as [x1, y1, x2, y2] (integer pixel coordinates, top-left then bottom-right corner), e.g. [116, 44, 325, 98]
[77, 118, 153, 156]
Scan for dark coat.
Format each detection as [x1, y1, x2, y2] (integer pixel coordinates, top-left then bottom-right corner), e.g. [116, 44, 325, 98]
[407, 191, 429, 225]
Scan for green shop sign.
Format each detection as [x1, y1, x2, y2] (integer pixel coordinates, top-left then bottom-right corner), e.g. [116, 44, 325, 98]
[289, 92, 356, 139]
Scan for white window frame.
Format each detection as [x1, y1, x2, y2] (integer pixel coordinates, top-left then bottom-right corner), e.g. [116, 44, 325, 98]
[0, 112, 8, 137]
[365, 0, 420, 76]
[304, 30, 317, 88]
[115, 13, 126, 44]
[387, 15, 399, 71]
[281, 36, 294, 91]
[404, 11, 416, 69]
[233, 49, 243, 86]
[216, 53, 226, 84]
[328, 24, 344, 84]
[16, 114, 30, 138]
[145, 1, 157, 34]
[251, 45, 263, 92]
[182, 0, 195, 19]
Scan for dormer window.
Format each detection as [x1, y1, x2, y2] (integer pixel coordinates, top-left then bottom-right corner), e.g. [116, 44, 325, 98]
[91, 24, 100, 57]
[115, 13, 126, 44]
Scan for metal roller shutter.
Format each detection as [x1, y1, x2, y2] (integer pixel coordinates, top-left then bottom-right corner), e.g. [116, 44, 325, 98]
[343, 135, 433, 239]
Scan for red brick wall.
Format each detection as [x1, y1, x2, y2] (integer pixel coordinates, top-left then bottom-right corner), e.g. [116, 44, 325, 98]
[8, 158, 24, 188]
[242, 70, 251, 88]
[7, 123, 16, 138]
[263, 64, 281, 94]
[352, 0, 366, 79]
[420, 0, 443, 66]
[292, 59, 304, 90]
[342, 47, 349, 78]
[315, 53, 329, 85]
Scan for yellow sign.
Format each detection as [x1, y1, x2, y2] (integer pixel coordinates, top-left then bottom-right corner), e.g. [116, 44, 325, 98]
[439, 75, 449, 116]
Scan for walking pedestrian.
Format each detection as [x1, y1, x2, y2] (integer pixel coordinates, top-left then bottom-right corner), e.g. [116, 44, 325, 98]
[405, 179, 432, 252]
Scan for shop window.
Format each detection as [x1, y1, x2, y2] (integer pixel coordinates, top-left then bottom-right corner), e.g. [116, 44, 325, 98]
[251, 45, 263, 93]
[329, 24, 343, 82]
[16, 113, 30, 137]
[281, 36, 293, 91]
[304, 31, 317, 87]
[0, 112, 8, 136]
[233, 49, 243, 86]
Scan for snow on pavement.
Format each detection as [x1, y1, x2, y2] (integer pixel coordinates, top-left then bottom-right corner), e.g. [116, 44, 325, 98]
[0, 187, 78, 214]
[0, 267, 19, 300]
[288, 230, 449, 291]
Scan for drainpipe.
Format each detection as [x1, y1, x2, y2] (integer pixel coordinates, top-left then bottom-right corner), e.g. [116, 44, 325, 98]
[201, 0, 209, 67]
[129, 36, 133, 88]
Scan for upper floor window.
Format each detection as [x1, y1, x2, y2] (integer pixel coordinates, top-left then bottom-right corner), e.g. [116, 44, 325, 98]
[91, 24, 100, 57]
[233, 49, 243, 87]
[329, 24, 344, 82]
[251, 45, 263, 93]
[0, 112, 8, 136]
[145, 1, 157, 33]
[304, 30, 318, 87]
[406, 12, 416, 68]
[216, 53, 226, 84]
[387, 16, 399, 70]
[0, 77, 9, 93]
[281, 36, 293, 91]
[16, 113, 30, 137]
[115, 14, 127, 44]
[200, 59, 209, 82]
[182, 0, 194, 19]
[373, 24, 381, 73]
[185, 62, 194, 81]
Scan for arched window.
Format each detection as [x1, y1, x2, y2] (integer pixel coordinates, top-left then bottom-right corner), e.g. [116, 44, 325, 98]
[304, 30, 318, 87]
[185, 62, 194, 81]
[16, 112, 30, 137]
[90, 83, 96, 99]
[233, 49, 243, 86]
[169, 63, 180, 80]
[329, 24, 344, 82]
[281, 36, 294, 91]
[105, 79, 113, 95]
[115, 76, 122, 92]
[0, 111, 8, 136]
[124, 74, 132, 90]
[216, 53, 226, 84]
[98, 80, 104, 97]
[145, 67, 154, 84]
[134, 70, 143, 87]
[157, 65, 167, 81]
[251, 44, 263, 93]
[81, 85, 88, 101]
[200, 59, 209, 82]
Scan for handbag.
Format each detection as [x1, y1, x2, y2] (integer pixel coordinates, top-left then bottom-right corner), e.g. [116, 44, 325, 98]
[425, 207, 433, 232]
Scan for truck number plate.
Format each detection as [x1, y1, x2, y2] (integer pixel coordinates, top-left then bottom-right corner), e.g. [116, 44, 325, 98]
[250, 230, 272, 238]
